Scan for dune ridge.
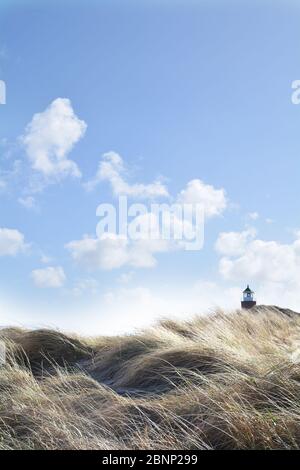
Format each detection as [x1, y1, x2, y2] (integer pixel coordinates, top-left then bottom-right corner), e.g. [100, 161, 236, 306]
[0, 305, 300, 449]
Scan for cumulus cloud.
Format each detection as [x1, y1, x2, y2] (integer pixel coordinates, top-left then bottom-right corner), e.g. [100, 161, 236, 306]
[0, 228, 27, 256]
[31, 266, 66, 288]
[216, 229, 300, 286]
[177, 179, 227, 218]
[66, 204, 204, 271]
[85, 151, 168, 198]
[85, 153, 227, 222]
[21, 98, 86, 179]
[68, 154, 226, 271]
[213, 228, 300, 310]
[215, 228, 256, 257]
[65, 232, 172, 271]
[66, 234, 130, 271]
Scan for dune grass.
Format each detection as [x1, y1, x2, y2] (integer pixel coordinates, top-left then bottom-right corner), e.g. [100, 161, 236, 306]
[0, 306, 300, 449]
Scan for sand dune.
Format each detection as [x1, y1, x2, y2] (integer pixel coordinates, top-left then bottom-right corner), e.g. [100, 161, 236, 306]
[0, 306, 300, 449]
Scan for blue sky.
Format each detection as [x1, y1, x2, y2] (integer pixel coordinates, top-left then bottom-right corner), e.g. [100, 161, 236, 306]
[0, 0, 300, 334]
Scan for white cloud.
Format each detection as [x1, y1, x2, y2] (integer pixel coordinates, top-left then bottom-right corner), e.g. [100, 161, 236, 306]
[18, 196, 37, 210]
[117, 271, 134, 284]
[213, 229, 300, 310]
[98, 281, 242, 334]
[21, 98, 86, 179]
[66, 234, 130, 270]
[0, 159, 22, 193]
[247, 211, 259, 220]
[69, 278, 99, 297]
[177, 179, 227, 218]
[66, 206, 199, 271]
[216, 230, 300, 287]
[69, 155, 227, 271]
[101, 286, 168, 332]
[85, 153, 227, 224]
[85, 151, 168, 198]
[66, 232, 172, 271]
[192, 280, 241, 310]
[40, 254, 53, 264]
[31, 266, 66, 288]
[0, 228, 27, 256]
[215, 228, 256, 257]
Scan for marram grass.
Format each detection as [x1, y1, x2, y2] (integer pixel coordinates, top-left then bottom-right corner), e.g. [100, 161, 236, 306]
[0, 306, 300, 449]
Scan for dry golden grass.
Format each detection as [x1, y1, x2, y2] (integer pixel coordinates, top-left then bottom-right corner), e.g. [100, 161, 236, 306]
[1, 305, 300, 449]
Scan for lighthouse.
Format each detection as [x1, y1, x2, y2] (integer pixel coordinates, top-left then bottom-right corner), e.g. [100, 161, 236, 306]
[241, 285, 256, 309]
